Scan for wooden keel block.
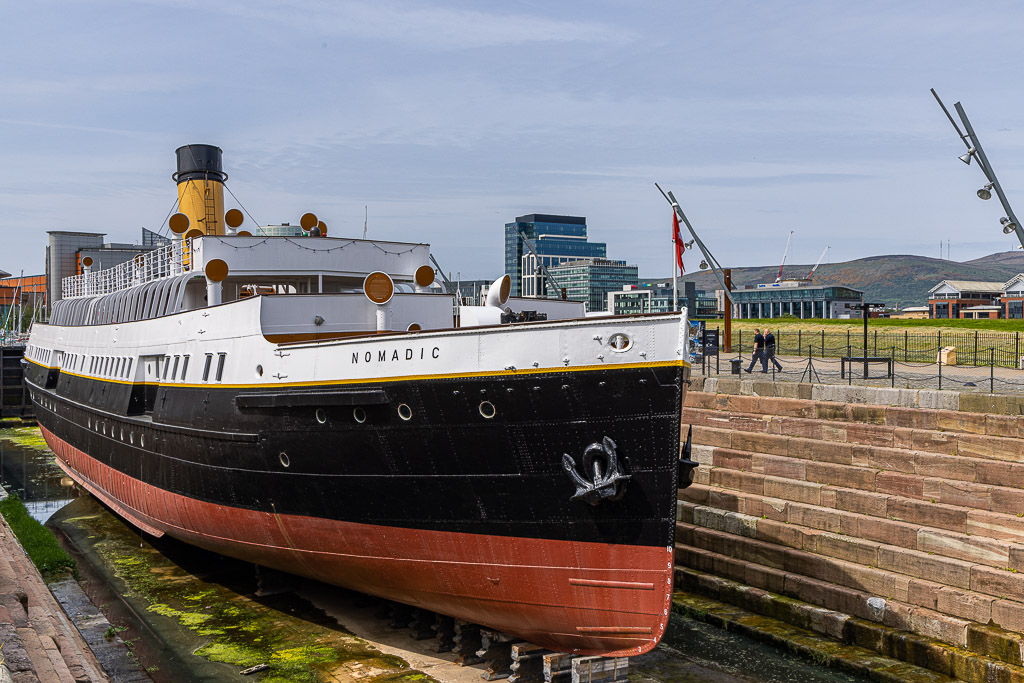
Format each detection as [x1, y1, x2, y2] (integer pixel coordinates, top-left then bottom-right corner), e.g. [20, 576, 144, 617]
[388, 602, 414, 630]
[509, 643, 551, 683]
[477, 629, 514, 680]
[453, 621, 484, 666]
[430, 614, 456, 653]
[543, 653, 574, 683]
[570, 656, 629, 683]
[409, 609, 436, 640]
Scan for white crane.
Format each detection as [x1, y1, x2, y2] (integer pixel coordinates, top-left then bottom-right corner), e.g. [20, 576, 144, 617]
[774, 230, 794, 283]
[806, 245, 830, 281]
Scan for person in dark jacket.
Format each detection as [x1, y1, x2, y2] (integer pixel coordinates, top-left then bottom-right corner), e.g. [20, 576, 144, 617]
[765, 329, 783, 371]
[745, 328, 765, 373]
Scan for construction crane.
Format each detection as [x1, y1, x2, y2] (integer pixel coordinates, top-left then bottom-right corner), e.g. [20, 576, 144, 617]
[806, 245, 830, 281]
[774, 230, 794, 283]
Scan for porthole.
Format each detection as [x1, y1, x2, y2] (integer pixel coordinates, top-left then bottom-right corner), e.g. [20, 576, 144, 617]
[279, 452, 291, 468]
[397, 403, 413, 421]
[353, 407, 367, 424]
[256, 364, 263, 377]
[608, 333, 632, 352]
[315, 408, 327, 424]
[479, 400, 496, 419]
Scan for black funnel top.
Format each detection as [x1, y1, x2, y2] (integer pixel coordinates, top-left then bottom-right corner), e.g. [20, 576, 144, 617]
[174, 144, 227, 183]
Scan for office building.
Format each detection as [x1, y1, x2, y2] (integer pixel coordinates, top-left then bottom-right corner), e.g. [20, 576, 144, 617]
[504, 214, 606, 298]
[731, 280, 863, 319]
[608, 281, 718, 319]
[928, 280, 1004, 319]
[547, 258, 637, 312]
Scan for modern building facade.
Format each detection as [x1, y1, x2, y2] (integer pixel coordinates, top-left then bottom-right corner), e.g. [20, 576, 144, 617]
[928, 280, 1004, 319]
[731, 280, 863, 319]
[547, 258, 637, 312]
[608, 281, 718, 319]
[504, 214, 606, 298]
[1003, 274, 1024, 319]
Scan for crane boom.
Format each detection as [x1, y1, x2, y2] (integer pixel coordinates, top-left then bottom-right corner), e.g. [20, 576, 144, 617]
[775, 230, 794, 283]
[807, 245, 830, 280]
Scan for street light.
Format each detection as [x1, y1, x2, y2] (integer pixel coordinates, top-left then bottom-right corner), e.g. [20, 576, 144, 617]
[932, 88, 1024, 250]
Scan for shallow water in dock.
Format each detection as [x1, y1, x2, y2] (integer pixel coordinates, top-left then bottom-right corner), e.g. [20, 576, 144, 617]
[2, 425, 872, 682]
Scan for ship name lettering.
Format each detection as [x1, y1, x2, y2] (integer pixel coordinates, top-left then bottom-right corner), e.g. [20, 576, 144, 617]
[350, 347, 441, 364]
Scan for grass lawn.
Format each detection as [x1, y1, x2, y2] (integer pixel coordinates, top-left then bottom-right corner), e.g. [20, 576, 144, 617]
[699, 318, 1024, 333]
[0, 491, 76, 578]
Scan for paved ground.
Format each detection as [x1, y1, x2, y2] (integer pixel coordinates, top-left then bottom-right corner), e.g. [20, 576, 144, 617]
[697, 351, 1024, 394]
[0, 492, 109, 683]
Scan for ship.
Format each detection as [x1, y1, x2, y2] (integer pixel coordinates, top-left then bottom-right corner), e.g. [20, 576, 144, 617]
[25, 145, 695, 657]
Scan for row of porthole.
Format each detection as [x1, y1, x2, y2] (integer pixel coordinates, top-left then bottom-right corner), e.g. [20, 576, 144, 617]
[87, 416, 145, 448]
[312, 400, 497, 425]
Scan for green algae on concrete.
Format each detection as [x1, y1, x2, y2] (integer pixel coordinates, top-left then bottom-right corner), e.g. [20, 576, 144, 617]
[4, 425, 52, 451]
[60, 502, 437, 682]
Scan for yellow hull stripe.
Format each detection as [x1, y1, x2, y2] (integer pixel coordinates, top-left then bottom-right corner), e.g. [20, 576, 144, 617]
[27, 357, 689, 390]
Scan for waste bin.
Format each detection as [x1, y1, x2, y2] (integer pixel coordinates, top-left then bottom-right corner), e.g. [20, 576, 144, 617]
[730, 359, 742, 375]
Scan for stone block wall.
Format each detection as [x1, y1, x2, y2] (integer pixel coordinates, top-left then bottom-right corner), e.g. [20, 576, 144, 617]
[676, 377, 1024, 672]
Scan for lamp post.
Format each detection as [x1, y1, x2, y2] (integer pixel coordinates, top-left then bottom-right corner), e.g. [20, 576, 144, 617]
[932, 89, 1024, 250]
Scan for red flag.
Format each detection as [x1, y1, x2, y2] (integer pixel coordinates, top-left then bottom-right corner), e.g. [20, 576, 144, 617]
[672, 212, 685, 274]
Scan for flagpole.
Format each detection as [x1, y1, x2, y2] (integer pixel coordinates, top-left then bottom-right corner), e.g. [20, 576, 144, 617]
[672, 230, 678, 311]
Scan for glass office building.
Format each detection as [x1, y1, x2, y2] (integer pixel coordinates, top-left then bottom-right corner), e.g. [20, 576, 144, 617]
[547, 258, 638, 312]
[504, 214, 607, 297]
[731, 281, 863, 319]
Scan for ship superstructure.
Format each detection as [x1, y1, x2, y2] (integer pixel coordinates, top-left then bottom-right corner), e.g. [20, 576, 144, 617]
[26, 145, 694, 656]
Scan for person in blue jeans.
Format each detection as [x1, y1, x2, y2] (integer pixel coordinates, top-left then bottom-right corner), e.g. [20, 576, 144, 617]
[745, 328, 766, 373]
[765, 329, 783, 371]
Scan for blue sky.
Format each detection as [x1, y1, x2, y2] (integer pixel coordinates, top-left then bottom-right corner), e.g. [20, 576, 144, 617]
[3, 1, 1024, 280]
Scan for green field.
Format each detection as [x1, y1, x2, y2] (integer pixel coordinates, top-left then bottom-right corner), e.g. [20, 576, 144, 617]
[701, 317, 1024, 333]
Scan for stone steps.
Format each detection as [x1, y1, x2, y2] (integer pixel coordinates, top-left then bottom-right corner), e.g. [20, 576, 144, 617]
[674, 381, 1024, 676]
[675, 566, 1024, 683]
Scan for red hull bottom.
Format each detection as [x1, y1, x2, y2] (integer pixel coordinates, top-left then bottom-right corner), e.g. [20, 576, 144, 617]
[42, 427, 673, 655]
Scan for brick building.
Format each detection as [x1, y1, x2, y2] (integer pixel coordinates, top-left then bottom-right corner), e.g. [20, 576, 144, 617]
[927, 279, 1004, 319]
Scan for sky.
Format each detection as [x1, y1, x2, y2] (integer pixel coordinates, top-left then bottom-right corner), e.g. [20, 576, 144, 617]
[3, 0, 1024, 281]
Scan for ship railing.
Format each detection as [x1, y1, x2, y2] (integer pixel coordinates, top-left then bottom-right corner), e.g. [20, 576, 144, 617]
[61, 238, 195, 299]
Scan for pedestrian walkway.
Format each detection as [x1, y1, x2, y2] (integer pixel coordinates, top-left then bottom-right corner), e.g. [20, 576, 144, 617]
[699, 351, 1024, 395]
[0, 492, 108, 683]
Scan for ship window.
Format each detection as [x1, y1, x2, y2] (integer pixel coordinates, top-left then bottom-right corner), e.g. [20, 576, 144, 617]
[180, 356, 189, 380]
[126, 358, 133, 377]
[172, 356, 180, 381]
[202, 354, 213, 381]
[162, 356, 171, 380]
[215, 353, 226, 382]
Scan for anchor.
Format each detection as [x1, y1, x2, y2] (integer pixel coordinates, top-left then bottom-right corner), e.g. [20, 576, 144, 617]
[562, 436, 630, 505]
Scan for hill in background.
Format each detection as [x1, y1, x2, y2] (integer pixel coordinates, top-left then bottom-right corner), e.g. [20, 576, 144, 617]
[664, 251, 1024, 309]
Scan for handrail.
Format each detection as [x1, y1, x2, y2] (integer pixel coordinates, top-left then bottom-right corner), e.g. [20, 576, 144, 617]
[61, 239, 194, 299]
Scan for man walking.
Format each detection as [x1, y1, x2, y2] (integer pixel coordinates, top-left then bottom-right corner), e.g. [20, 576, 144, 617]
[765, 329, 783, 372]
[745, 328, 765, 373]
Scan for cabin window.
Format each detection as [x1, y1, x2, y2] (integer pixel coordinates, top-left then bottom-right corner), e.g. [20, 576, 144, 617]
[172, 356, 180, 381]
[162, 356, 171, 380]
[215, 353, 226, 382]
[180, 356, 189, 380]
[126, 358, 133, 377]
[202, 354, 213, 381]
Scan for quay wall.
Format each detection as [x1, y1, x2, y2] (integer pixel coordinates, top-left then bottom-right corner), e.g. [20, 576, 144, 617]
[676, 376, 1024, 678]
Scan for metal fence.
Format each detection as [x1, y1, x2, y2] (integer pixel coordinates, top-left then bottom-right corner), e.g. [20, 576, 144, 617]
[734, 328, 1024, 370]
